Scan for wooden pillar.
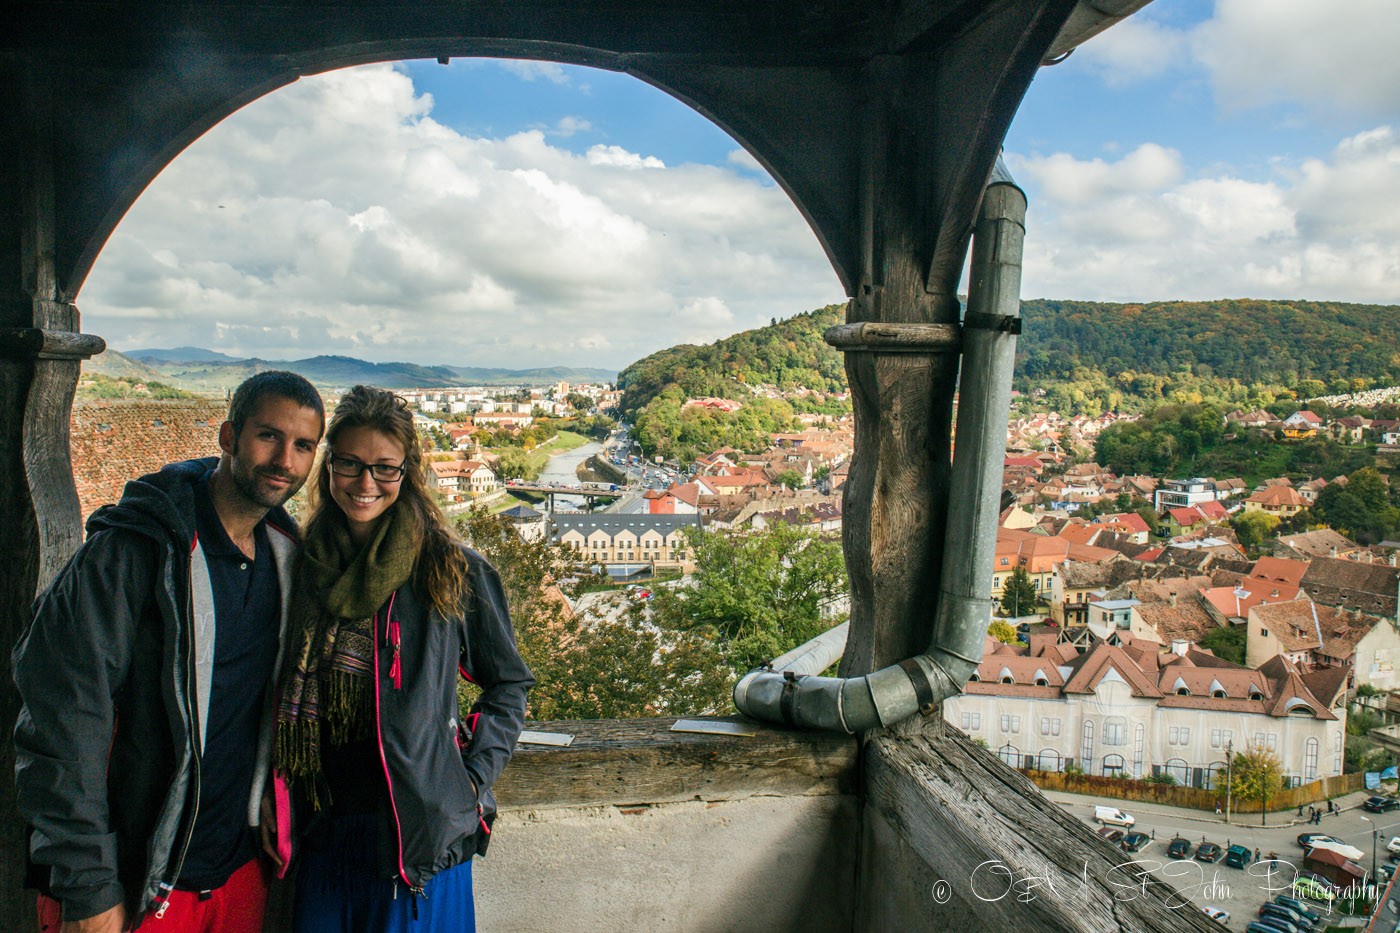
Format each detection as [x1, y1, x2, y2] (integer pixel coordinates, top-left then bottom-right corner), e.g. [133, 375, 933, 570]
[0, 66, 105, 926]
[836, 58, 963, 676]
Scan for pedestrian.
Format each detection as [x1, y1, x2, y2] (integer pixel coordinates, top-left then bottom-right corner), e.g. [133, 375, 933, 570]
[14, 372, 326, 931]
[1216, 801, 1223, 815]
[1327, 799, 1333, 814]
[1298, 804, 1305, 818]
[1254, 847, 1261, 863]
[275, 386, 534, 932]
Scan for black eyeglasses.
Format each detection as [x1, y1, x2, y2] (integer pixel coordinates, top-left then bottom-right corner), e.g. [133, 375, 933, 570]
[328, 454, 407, 483]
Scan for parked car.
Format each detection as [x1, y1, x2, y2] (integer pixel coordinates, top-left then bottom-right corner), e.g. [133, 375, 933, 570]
[1260, 903, 1313, 930]
[1296, 833, 1341, 850]
[1291, 876, 1337, 903]
[1121, 832, 1151, 853]
[1246, 924, 1280, 933]
[1094, 805, 1135, 827]
[1096, 827, 1124, 844]
[1253, 911, 1302, 933]
[1224, 844, 1252, 868]
[1202, 906, 1230, 925]
[1388, 836, 1400, 860]
[1195, 842, 1222, 863]
[1364, 795, 1400, 812]
[1167, 837, 1193, 859]
[1272, 896, 1321, 925]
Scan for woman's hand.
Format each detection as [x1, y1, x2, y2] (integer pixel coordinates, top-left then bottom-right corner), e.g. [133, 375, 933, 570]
[259, 786, 284, 870]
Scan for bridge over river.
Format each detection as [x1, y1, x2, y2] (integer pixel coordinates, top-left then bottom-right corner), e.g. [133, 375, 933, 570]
[504, 480, 632, 512]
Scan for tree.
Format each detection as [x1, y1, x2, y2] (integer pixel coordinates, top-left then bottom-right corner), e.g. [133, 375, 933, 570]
[1198, 624, 1247, 665]
[775, 469, 805, 489]
[649, 523, 848, 672]
[1225, 744, 1285, 825]
[456, 510, 731, 719]
[1000, 566, 1038, 618]
[1230, 510, 1280, 556]
[987, 620, 1019, 645]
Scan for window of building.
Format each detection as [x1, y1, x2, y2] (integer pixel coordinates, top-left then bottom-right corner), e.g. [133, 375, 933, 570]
[1104, 720, 1126, 747]
[1000, 714, 1020, 733]
[1133, 723, 1145, 779]
[1210, 729, 1232, 748]
[1102, 754, 1126, 777]
[960, 712, 981, 730]
[1168, 726, 1190, 746]
[1039, 718, 1060, 737]
[1304, 737, 1319, 782]
[1081, 720, 1094, 769]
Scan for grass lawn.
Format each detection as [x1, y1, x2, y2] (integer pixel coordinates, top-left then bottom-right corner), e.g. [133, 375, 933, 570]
[484, 430, 593, 478]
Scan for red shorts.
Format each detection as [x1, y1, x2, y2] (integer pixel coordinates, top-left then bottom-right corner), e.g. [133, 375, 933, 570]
[37, 858, 270, 933]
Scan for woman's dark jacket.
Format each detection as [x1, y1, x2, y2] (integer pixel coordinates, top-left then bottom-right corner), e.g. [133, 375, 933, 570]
[287, 546, 533, 889]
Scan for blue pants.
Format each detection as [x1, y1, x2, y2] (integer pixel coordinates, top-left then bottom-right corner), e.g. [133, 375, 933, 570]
[293, 813, 475, 933]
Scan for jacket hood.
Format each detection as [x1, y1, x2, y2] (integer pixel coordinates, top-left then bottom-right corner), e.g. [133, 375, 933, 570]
[86, 456, 298, 546]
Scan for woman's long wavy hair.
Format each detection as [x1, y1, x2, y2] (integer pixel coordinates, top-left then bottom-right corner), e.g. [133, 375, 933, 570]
[304, 385, 470, 620]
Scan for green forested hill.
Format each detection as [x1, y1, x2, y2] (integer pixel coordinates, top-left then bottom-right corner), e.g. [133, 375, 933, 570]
[618, 304, 847, 417]
[619, 298, 1400, 421]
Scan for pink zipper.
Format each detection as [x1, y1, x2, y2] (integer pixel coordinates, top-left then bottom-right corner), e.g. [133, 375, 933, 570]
[385, 592, 402, 690]
[371, 592, 417, 891]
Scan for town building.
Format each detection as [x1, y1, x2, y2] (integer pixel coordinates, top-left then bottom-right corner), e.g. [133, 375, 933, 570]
[429, 459, 500, 502]
[1153, 477, 1227, 512]
[550, 513, 703, 574]
[1243, 484, 1308, 518]
[944, 635, 1347, 788]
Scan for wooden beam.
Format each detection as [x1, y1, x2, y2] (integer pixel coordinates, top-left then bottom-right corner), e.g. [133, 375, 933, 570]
[860, 719, 1224, 931]
[497, 717, 857, 809]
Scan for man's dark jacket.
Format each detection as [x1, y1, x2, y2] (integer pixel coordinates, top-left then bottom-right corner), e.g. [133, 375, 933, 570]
[12, 458, 298, 922]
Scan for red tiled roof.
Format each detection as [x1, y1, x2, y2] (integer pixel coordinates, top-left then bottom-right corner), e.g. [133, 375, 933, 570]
[71, 399, 229, 520]
[1250, 556, 1310, 586]
[1247, 485, 1307, 507]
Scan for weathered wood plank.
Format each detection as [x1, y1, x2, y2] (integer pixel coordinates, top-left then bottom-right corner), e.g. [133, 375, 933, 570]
[497, 717, 858, 809]
[824, 321, 961, 353]
[860, 718, 1221, 932]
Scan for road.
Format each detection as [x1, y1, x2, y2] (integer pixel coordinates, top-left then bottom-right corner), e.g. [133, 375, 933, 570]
[1049, 791, 1392, 930]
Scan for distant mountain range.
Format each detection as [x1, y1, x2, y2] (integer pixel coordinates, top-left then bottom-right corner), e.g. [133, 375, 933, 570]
[87, 347, 616, 394]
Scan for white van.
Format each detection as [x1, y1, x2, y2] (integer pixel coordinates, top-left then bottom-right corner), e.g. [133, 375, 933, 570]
[1094, 805, 1136, 827]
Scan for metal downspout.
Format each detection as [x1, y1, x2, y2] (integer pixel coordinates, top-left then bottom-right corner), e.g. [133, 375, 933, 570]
[733, 163, 1026, 733]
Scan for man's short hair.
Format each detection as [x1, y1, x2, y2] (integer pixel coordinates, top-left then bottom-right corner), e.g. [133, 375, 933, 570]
[227, 371, 325, 438]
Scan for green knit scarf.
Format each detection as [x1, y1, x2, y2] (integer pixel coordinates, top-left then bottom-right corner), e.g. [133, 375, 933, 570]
[274, 503, 421, 800]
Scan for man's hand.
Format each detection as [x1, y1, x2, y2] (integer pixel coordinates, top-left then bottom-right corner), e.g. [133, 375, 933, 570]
[259, 786, 283, 870]
[60, 902, 127, 933]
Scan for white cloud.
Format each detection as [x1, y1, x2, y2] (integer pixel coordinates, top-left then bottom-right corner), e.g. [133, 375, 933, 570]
[80, 64, 842, 370]
[1066, 15, 1191, 86]
[496, 60, 572, 85]
[1193, 0, 1400, 119]
[1010, 130, 1400, 303]
[550, 116, 593, 137]
[726, 148, 766, 174]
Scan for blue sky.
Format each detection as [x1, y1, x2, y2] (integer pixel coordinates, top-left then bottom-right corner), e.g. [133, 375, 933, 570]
[83, 0, 1400, 371]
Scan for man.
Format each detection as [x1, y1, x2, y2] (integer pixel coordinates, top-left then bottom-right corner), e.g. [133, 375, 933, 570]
[13, 371, 325, 932]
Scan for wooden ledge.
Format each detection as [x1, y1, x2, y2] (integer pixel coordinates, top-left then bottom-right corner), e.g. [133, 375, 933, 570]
[497, 716, 858, 810]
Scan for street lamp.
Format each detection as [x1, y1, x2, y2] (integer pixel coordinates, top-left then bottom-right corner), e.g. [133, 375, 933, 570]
[1361, 815, 1379, 890]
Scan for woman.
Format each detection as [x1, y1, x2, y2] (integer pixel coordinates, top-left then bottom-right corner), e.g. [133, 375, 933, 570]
[272, 385, 533, 932]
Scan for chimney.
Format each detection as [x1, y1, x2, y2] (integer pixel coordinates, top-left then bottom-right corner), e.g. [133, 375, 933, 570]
[1169, 591, 1177, 608]
[1330, 546, 1338, 558]
[1171, 639, 1189, 656]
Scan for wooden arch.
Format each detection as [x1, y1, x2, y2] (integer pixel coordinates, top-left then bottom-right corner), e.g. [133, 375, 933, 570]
[1, 0, 1122, 921]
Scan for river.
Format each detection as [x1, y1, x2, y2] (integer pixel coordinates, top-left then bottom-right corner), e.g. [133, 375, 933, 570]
[535, 438, 604, 511]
